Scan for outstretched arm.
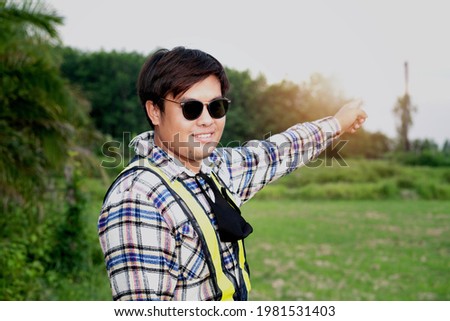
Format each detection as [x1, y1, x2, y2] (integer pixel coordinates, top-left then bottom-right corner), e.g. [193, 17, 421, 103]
[218, 100, 368, 203]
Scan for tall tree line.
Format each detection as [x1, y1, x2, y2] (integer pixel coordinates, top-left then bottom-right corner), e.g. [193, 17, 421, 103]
[60, 48, 391, 157]
[60, 48, 146, 139]
[1, 0, 103, 299]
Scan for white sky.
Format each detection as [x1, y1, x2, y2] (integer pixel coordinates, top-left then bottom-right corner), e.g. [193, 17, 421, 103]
[46, 0, 450, 145]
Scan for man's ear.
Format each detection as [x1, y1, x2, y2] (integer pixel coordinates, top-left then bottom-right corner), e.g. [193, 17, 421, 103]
[145, 100, 161, 126]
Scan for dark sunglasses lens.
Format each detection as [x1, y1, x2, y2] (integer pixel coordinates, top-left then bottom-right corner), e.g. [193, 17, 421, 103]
[182, 101, 204, 120]
[209, 99, 229, 118]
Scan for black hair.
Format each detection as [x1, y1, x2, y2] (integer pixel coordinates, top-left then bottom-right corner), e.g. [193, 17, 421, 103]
[137, 46, 230, 127]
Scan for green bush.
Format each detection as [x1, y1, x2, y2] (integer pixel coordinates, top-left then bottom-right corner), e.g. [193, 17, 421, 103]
[0, 164, 109, 300]
[394, 151, 450, 167]
[396, 176, 416, 189]
[1, 204, 59, 300]
[416, 182, 450, 200]
[254, 159, 449, 201]
[442, 170, 450, 184]
[379, 180, 400, 198]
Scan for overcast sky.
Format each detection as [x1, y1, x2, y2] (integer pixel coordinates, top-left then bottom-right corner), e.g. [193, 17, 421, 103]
[45, 0, 449, 145]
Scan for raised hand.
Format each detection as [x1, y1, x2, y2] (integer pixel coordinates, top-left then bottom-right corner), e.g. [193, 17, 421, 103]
[334, 100, 368, 134]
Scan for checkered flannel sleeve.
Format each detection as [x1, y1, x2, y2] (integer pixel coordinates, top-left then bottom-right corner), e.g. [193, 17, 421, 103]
[98, 184, 178, 301]
[222, 117, 341, 202]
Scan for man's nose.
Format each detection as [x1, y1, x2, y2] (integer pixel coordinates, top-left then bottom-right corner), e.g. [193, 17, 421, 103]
[196, 104, 213, 126]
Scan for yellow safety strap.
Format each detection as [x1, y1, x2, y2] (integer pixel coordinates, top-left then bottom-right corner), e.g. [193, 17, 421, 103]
[209, 174, 252, 293]
[118, 159, 251, 300]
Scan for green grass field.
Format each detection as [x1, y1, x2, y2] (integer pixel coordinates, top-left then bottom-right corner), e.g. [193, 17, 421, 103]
[84, 197, 449, 300]
[243, 200, 450, 300]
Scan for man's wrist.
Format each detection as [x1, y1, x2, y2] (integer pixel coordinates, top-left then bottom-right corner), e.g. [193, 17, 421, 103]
[316, 116, 342, 139]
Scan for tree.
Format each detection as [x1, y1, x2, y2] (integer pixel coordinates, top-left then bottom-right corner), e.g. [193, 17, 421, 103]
[442, 139, 450, 156]
[393, 93, 416, 151]
[250, 74, 347, 138]
[0, 0, 68, 204]
[222, 68, 266, 145]
[338, 130, 392, 159]
[393, 62, 417, 151]
[60, 48, 147, 139]
[0, 0, 103, 300]
[257, 80, 300, 135]
[299, 73, 347, 121]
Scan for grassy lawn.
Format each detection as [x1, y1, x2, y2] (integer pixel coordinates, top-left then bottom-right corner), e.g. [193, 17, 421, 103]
[242, 200, 450, 300]
[85, 187, 449, 300]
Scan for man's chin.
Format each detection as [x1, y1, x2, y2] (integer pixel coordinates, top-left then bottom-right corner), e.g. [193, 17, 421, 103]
[190, 145, 217, 160]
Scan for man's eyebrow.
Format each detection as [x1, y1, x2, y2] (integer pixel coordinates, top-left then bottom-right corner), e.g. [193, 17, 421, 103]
[180, 95, 223, 102]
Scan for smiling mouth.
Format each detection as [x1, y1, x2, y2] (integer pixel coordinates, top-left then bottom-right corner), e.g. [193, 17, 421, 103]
[193, 132, 214, 142]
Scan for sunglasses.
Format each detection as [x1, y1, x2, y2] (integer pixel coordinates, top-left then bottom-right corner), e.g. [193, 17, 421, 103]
[160, 97, 230, 121]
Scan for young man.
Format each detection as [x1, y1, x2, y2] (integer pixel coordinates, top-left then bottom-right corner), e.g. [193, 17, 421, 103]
[98, 47, 367, 301]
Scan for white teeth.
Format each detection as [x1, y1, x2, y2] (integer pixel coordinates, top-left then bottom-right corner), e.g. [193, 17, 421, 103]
[196, 133, 212, 138]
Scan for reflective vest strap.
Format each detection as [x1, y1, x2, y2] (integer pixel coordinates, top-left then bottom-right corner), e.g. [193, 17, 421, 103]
[238, 240, 251, 291]
[120, 160, 235, 300]
[209, 173, 252, 293]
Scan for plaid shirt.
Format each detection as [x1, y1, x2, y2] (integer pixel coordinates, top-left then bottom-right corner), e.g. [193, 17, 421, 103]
[98, 117, 341, 300]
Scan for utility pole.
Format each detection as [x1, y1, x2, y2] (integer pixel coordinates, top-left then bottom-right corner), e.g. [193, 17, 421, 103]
[404, 61, 409, 95]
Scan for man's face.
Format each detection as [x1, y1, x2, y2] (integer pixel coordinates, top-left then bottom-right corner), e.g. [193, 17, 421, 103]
[150, 75, 226, 172]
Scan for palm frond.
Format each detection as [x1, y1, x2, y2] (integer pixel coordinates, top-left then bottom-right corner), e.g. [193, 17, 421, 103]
[0, 0, 63, 40]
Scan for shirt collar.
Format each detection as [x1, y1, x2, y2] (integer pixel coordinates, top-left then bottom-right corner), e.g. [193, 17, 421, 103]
[129, 131, 219, 181]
